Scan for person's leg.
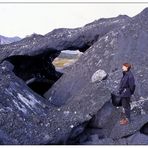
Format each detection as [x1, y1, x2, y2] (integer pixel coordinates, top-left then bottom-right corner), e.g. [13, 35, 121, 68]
[121, 97, 131, 121]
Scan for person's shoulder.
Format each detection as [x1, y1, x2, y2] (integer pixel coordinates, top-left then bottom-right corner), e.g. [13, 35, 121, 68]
[128, 70, 134, 77]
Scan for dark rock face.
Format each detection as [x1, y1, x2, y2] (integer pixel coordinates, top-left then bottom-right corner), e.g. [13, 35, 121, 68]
[82, 136, 115, 145]
[0, 8, 148, 144]
[88, 101, 119, 129]
[44, 8, 148, 144]
[140, 122, 148, 135]
[0, 15, 129, 61]
[0, 16, 129, 97]
[0, 61, 107, 144]
[126, 132, 148, 144]
[5, 53, 62, 96]
[110, 115, 148, 139]
[0, 61, 51, 144]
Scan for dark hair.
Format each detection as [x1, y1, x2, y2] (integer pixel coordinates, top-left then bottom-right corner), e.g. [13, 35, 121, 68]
[123, 63, 132, 71]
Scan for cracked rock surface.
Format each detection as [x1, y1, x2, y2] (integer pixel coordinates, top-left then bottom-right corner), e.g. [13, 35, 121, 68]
[0, 8, 148, 144]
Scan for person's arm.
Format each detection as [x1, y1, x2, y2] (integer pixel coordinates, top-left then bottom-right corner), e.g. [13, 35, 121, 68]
[119, 86, 124, 94]
[128, 75, 136, 94]
[118, 80, 124, 94]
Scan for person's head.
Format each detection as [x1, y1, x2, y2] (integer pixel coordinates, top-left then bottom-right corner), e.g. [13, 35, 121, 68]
[122, 63, 131, 72]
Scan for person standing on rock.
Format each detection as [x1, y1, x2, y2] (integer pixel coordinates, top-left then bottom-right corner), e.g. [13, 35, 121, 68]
[118, 63, 136, 125]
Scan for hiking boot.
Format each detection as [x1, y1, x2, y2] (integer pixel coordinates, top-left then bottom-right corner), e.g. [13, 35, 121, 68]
[119, 118, 129, 125]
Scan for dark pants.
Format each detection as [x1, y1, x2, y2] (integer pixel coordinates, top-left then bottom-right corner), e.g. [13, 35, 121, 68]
[121, 97, 131, 121]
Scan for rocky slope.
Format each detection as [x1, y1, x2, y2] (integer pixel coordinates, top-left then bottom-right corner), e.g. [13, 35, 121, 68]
[0, 35, 21, 45]
[44, 8, 148, 144]
[0, 8, 148, 144]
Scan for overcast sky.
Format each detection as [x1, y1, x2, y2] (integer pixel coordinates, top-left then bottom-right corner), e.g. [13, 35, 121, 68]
[0, 3, 147, 38]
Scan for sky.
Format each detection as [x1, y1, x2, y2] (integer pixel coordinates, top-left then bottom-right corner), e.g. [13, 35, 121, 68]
[0, 2, 148, 38]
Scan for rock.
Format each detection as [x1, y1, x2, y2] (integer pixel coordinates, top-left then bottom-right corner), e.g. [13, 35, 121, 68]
[127, 132, 148, 144]
[0, 14, 129, 97]
[43, 8, 148, 144]
[88, 101, 121, 138]
[0, 13, 128, 145]
[89, 101, 118, 128]
[4, 51, 63, 96]
[0, 35, 21, 45]
[0, 129, 18, 144]
[141, 101, 148, 113]
[84, 128, 107, 139]
[110, 115, 148, 140]
[82, 137, 115, 145]
[89, 134, 99, 142]
[0, 61, 54, 144]
[87, 97, 148, 142]
[140, 122, 148, 135]
[44, 8, 148, 107]
[0, 8, 148, 145]
[0, 15, 129, 61]
[66, 122, 88, 144]
[91, 69, 108, 83]
[106, 96, 148, 140]
[0, 60, 111, 144]
[114, 138, 127, 145]
[88, 94, 148, 142]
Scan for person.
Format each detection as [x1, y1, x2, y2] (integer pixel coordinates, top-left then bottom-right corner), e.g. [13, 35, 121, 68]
[118, 63, 136, 125]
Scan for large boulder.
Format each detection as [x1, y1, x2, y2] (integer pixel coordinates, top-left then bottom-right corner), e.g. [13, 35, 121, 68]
[44, 8, 148, 144]
[0, 14, 130, 97]
[88, 101, 119, 129]
[0, 60, 112, 144]
[87, 94, 148, 141]
[0, 7, 148, 145]
[46, 7, 148, 99]
[91, 69, 108, 83]
[82, 136, 115, 145]
[126, 132, 148, 144]
[0, 15, 129, 61]
[110, 115, 148, 140]
[0, 61, 52, 144]
[140, 122, 148, 135]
